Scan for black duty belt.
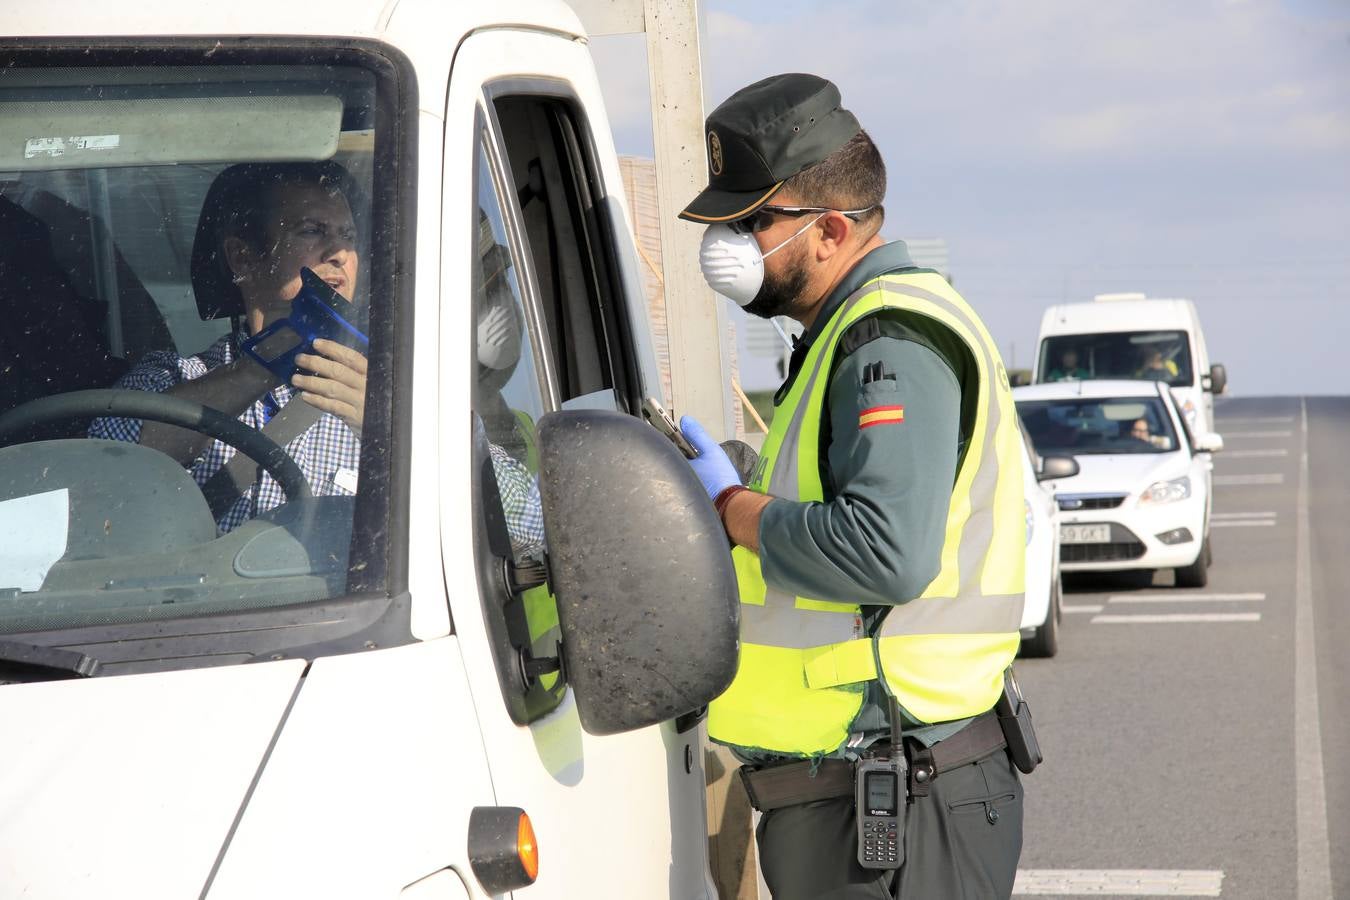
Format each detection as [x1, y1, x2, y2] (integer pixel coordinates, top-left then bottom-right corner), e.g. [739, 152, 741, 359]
[738, 711, 1007, 813]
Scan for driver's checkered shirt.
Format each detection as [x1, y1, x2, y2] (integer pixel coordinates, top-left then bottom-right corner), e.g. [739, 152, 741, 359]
[89, 334, 360, 534]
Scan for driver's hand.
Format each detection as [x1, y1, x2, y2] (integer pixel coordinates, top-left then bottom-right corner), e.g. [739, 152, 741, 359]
[293, 338, 368, 437]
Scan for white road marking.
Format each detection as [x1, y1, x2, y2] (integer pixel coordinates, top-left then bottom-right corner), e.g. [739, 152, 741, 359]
[1061, 603, 1104, 614]
[1221, 430, 1292, 439]
[1295, 397, 1332, 899]
[1218, 416, 1294, 425]
[1211, 519, 1277, 528]
[1013, 869, 1224, 896]
[1222, 448, 1289, 458]
[1214, 473, 1285, 485]
[1091, 613, 1261, 624]
[1107, 593, 1264, 603]
[1211, 511, 1276, 519]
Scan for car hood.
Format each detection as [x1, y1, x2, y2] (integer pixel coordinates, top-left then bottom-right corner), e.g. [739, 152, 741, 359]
[0, 659, 306, 898]
[1040, 451, 1189, 498]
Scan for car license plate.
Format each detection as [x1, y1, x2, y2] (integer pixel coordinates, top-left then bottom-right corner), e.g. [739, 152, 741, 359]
[1060, 523, 1111, 544]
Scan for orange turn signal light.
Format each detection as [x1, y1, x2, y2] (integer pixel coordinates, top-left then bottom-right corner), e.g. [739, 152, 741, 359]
[517, 812, 539, 882]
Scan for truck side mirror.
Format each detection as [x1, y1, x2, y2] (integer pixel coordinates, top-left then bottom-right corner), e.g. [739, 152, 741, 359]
[536, 410, 740, 736]
[1037, 454, 1079, 482]
[1207, 364, 1227, 395]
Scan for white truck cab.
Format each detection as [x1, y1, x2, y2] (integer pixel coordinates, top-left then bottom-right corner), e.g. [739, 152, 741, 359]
[1032, 293, 1228, 439]
[0, 3, 739, 897]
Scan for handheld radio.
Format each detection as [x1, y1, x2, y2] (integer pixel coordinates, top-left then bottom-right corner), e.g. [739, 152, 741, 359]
[855, 755, 905, 870]
[242, 267, 368, 383]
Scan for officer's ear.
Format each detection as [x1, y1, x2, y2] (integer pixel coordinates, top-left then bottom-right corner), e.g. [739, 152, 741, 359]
[814, 210, 853, 262]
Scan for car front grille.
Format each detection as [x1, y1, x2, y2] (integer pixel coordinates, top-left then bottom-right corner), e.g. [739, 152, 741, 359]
[1061, 541, 1147, 562]
[1056, 493, 1128, 511]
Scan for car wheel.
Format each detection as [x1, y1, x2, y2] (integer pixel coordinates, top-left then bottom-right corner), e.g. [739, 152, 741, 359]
[1021, 575, 1060, 658]
[1204, 534, 1214, 568]
[1175, 537, 1210, 589]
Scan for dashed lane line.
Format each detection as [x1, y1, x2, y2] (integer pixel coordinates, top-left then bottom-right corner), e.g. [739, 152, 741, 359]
[1106, 593, 1264, 603]
[1211, 511, 1276, 519]
[1061, 604, 1104, 614]
[1211, 519, 1277, 528]
[1217, 416, 1294, 425]
[1013, 869, 1224, 896]
[1091, 613, 1261, 624]
[1221, 430, 1292, 439]
[1213, 473, 1285, 486]
[1222, 448, 1289, 458]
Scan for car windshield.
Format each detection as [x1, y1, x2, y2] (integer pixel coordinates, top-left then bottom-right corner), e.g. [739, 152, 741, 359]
[1017, 396, 1179, 456]
[0, 54, 398, 641]
[1037, 331, 1193, 387]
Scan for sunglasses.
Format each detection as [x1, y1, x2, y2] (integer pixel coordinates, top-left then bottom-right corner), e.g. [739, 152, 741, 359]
[727, 204, 875, 235]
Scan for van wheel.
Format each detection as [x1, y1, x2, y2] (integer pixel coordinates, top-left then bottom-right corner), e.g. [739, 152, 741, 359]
[1204, 535, 1214, 568]
[1175, 538, 1210, 589]
[1021, 576, 1061, 658]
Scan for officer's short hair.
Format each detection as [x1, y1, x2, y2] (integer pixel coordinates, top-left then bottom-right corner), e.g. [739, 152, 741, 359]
[781, 130, 886, 234]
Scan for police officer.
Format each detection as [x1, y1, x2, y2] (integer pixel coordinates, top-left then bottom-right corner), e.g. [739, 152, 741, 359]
[678, 74, 1029, 899]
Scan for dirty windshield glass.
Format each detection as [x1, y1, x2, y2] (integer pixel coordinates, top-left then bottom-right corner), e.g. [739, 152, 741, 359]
[1017, 396, 1178, 456]
[1037, 331, 1193, 386]
[0, 59, 393, 636]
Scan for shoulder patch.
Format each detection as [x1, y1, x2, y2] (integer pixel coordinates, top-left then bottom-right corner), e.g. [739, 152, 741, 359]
[859, 404, 905, 429]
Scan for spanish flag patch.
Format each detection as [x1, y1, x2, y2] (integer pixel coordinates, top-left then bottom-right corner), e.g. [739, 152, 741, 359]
[859, 404, 905, 429]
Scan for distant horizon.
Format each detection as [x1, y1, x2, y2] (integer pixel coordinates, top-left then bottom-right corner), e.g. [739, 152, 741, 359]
[589, 0, 1350, 397]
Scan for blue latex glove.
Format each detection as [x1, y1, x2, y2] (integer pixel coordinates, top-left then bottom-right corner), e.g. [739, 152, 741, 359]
[680, 415, 741, 500]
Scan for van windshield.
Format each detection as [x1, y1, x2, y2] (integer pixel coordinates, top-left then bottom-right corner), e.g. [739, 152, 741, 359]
[1037, 331, 1193, 387]
[1017, 396, 1179, 456]
[0, 54, 400, 642]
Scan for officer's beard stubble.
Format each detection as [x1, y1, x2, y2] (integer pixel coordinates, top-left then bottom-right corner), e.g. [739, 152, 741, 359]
[743, 238, 813, 321]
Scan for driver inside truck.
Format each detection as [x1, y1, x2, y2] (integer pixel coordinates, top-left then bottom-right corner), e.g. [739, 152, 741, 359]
[90, 161, 367, 534]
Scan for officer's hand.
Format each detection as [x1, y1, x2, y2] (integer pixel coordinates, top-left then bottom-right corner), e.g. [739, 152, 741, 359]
[294, 338, 368, 437]
[680, 415, 741, 500]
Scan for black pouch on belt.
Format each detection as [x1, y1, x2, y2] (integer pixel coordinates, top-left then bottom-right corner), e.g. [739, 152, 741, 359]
[995, 668, 1042, 775]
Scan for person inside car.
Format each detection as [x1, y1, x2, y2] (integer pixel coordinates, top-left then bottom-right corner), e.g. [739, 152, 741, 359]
[90, 161, 368, 533]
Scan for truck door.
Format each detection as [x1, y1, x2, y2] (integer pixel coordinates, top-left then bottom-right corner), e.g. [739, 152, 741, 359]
[439, 27, 716, 899]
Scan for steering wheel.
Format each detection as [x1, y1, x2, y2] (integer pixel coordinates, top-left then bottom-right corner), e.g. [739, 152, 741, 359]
[0, 389, 312, 503]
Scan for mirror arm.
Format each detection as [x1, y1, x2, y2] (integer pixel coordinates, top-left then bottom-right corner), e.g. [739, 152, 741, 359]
[520, 646, 563, 682]
[504, 557, 549, 595]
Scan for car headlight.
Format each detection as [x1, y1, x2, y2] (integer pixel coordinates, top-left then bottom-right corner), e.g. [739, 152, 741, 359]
[1138, 475, 1191, 505]
[1024, 499, 1034, 546]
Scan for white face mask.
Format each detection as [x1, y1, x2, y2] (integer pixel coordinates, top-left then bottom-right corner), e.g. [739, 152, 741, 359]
[698, 214, 823, 307]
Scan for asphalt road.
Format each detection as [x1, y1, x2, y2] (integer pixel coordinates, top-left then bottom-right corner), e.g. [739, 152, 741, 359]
[1013, 396, 1347, 899]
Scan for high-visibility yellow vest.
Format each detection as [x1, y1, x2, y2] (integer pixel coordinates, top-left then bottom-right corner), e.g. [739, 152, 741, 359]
[708, 270, 1025, 757]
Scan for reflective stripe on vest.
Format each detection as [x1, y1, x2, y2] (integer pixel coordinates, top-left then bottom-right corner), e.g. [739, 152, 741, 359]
[707, 270, 1025, 757]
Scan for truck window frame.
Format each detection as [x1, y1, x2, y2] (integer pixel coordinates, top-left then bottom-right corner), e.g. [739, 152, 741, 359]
[484, 77, 643, 415]
[0, 38, 420, 675]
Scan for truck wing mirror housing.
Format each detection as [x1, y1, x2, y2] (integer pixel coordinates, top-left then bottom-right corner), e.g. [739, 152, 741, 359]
[1207, 363, 1227, 395]
[536, 410, 740, 736]
[1037, 454, 1080, 482]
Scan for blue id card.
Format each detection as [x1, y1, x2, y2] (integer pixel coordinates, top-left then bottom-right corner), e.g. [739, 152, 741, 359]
[242, 268, 368, 383]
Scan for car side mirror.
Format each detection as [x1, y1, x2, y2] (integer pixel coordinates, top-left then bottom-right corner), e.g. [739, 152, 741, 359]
[1037, 454, 1079, 482]
[1207, 363, 1227, 395]
[1194, 432, 1224, 454]
[536, 410, 740, 736]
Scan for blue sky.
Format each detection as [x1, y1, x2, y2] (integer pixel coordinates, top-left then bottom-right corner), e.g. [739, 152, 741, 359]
[589, 0, 1350, 395]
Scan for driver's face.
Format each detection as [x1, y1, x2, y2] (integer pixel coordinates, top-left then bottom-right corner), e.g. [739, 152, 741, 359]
[230, 181, 359, 335]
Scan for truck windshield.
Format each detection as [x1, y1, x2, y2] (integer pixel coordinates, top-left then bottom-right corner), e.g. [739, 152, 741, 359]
[1037, 331, 1193, 387]
[1017, 396, 1179, 456]
[0, 53, 400, 641]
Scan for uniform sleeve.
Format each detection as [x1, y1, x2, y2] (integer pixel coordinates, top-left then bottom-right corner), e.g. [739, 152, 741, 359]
[757, 335, 961, 606]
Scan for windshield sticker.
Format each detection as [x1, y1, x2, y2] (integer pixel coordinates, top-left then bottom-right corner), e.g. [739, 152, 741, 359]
[24, 134, 121, 159]
[0, 488, 70, 593]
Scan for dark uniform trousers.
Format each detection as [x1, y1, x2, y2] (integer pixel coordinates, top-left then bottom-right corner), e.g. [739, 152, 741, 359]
[755, 748, 1023, 900]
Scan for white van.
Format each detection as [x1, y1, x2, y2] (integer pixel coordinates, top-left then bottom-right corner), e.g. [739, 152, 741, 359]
[0, 2, 739, 898]
[1032, 293, 1228, 438]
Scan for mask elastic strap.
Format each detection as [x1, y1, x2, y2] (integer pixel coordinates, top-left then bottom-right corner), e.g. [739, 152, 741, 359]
[762, 213, 826, 260]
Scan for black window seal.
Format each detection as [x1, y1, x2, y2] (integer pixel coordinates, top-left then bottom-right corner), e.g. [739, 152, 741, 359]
[482, 76, 642, 415]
